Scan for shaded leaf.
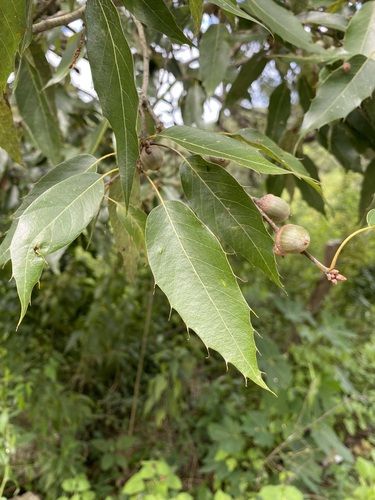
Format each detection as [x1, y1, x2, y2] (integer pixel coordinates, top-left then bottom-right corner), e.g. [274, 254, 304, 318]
[318, 123, 362, 172]
[242, 0, 322, 52]
[266, 82, 291, 144]
[45, 32, 84, 88]
[296, 156, 326, 215]
[180, 156, 281, 286]
[146, 199, 268, 388]
[182, 82, 205, 126]
[225, 52, 267, 106]
[159, 126, 290, 175]
[276, 47, 348, 64]
[0, 0, 27, 90]
[15, 51, 62, 164]
[108, 179, 145, 280]
[298, 75, 314, 113]
[188, 0, 203, 33]
[122, 0, 191, 45]
[0, 97, 21, 164]
[344, 1, 375, 58]
[359, 159, 375, 218]
[0, 155, 97, 267]
[298, 11, 347, 31]
[85, 119, 109, 155]
[209, 0, 262, 24]
[301, 55, 375, 134]
[10, 172, 104, 325]
[86, 0, 139, 208]
[199, 24, 231, 96]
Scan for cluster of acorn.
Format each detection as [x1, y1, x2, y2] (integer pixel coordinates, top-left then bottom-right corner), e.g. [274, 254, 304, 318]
[256, 194, 311, 257]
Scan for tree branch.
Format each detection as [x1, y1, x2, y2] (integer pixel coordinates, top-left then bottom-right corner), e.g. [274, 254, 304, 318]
[132, 17, 164, 133]
[32, 5, 85, 34]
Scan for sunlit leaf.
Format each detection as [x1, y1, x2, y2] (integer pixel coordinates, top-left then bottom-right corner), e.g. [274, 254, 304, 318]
[360, 160, 375, 218]
[159, 126, 290, 175]
[367, 209, 375, 226]
[146, 199, 268, 388]
[0, 155, 97, 267]
[11, 172, 104, 325]
[180, 156, 281, 286]
[86, 0, 139, 208]
[209, 0, 262, 24]
[301, 55, 375, 134]
[298, 11, 347, 31]
[242, 0, 322, 52]
[188, 0, 203, 33]
[344, 1, 375, 58]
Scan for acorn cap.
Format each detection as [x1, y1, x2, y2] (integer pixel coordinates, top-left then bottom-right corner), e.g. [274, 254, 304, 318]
[274, 224, 310, 256]
[257, 194, 290, 223]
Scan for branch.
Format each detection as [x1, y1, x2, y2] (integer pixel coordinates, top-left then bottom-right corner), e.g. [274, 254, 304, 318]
[32, 5, 85, 34]
[132, 17, 164, 133]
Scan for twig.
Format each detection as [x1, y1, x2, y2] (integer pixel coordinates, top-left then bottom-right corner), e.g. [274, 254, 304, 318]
[132, 17, 164, 133]
[251, 197, 346, 283]
[128, 283, 154, 436]
[32, 5, 85, 33]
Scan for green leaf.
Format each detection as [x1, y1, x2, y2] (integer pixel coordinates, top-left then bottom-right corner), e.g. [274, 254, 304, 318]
[296, 156, 326, 215]
[159, 126, 290, 175]
[266, 82, 291, 144]
[225, 52, 267, 106]
[275, 47, 348, 64]
[318, 123, 362, 172]
[360, 160, 375, 218]
[209, 0, 262, 24]
[0, 154, 97, 268]
[234, 128, 320, 189]
[188, 0, 203, 33]
[344, 1, 375, 58]
[0, 96, 21, 164]
[108, 178, 145, 279]
[297, 11, 347, 31]
[0, 0, 27, 90]
[242, 0, 322, 52]
[45, 32, 83, 88]
[199, 24, 231, 96]
[301, 55, 375, 134]
[86, 0, 139, 208]
[10, 172, 104, 325]
[367, 209, 375, 226]
[15, 51, 62, 164]
[122, 0, 191, 45]
[257, 484, 303, 500]
[180, 156, 281, 286]
[181, 82, 205, 127]
[146, 199, 268, 388]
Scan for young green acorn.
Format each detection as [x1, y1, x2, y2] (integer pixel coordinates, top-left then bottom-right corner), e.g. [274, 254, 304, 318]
[257, 194, 291, 223]
[274, 224, 310, 256]
[140, 145, 164, 171]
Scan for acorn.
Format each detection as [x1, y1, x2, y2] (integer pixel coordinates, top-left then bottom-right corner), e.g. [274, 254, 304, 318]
[140, 145, 164, 171]
[274, 224, 310, 256]
[257, 194, 291, 223]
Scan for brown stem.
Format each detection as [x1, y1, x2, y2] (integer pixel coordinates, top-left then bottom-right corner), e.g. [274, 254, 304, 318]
[32, 5, 85, 34]
[128, 283, 154, 436]
[132, 17, 164, 133]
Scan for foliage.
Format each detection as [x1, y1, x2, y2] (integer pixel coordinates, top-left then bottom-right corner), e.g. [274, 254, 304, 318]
[0, 0, 374, 498]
